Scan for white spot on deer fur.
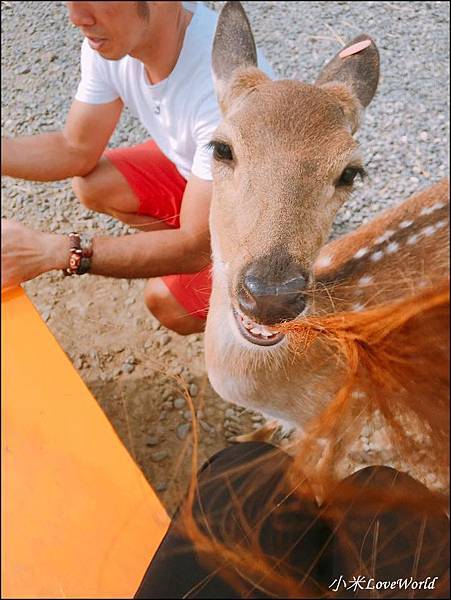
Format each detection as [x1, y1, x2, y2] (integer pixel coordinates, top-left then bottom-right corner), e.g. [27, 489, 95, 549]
[420, 202, 446, 216]
[358, 275, 374, 286]
[420, 206, 432, 216]
[399, 220, 413, 229]
[354, 247, 369, 259]
[375, 230, 395, 244]
[421, 225, 435, 237]
[316, 255, 332, 268]
[432, 201, 445, 210]
[370, 250, 384, 262]
[407, 234, 419, 245]
[351, 389, 367, 400]
[386, 241, 399, 254]
[352, 302, 365, 312]
[435, 219, 447, 230]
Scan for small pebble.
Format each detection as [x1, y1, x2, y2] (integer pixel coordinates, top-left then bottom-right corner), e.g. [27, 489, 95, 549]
[122, 362, 135, 374]
[176, 423, 191, 440]
[150, 451, 168, 463]
[224, 419, 240, 429]
[224, 422, 240, 434]
[160, 333, 171, 346]
[198, 419, 213, 433]
[174, 397, 186, 410]
[183, 409, 193, 421]
[224, 413, 240, 424]
[42, 51, 57, 63]
[189, 384, 199, 397]
[146, 436, 160, 447]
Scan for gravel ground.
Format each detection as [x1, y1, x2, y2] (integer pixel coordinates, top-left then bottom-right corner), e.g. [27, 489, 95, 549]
[2, 1, 449, 513]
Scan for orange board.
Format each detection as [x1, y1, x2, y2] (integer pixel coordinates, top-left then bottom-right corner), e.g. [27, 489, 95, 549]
[1, 287, 170, 599]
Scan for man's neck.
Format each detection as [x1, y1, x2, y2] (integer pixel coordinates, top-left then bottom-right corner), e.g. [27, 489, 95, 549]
[131, 7, 193, 84]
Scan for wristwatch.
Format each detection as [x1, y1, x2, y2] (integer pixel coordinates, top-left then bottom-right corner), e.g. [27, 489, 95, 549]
[63, 232, 94, 276]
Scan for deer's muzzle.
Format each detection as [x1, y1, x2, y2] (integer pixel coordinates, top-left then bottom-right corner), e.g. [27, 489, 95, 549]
[237, 255, 310, 325]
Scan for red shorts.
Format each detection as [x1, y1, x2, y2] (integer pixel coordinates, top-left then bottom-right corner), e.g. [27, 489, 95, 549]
[104, 140, 211, 321]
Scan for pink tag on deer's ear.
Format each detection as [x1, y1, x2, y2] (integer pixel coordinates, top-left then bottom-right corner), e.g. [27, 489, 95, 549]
[339, 39, 372, 59]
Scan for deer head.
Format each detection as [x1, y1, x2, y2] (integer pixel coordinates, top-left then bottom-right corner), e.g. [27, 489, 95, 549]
[207, 1, 379, 346]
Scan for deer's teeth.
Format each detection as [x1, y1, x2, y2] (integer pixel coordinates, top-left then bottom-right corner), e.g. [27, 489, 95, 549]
[261, 330, 274, 338]
[233, 308, 285, 347]
[260, 325, 280, 336]
[240, 314, 279, 337]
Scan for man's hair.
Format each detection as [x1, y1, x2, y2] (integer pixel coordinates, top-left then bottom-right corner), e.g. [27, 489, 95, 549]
[136, 1, 149, 19]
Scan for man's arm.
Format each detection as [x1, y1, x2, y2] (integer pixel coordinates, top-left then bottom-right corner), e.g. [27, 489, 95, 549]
[88, 175, 212, 277]
[1, 98, 123, 181]
[1, 175, 212, 288]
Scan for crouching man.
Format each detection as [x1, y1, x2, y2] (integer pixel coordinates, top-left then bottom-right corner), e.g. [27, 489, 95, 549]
[1, 1, 272, 334]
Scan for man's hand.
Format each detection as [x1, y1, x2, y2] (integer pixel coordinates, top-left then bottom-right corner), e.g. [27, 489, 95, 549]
[1, 219, 67, 289]
[1, 176, 212, 287]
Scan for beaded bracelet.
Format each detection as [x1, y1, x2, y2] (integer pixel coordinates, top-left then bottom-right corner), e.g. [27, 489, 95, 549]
[63, 232, 93, 276]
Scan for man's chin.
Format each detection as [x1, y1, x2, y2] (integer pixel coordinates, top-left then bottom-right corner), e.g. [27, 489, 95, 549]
[87, 39, 124, 60]
[97, 49, 126, 61]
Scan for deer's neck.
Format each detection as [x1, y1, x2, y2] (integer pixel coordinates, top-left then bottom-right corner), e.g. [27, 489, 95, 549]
[313, 180, 449, 315]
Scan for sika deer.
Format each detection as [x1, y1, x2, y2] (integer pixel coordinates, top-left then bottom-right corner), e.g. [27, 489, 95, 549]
[205, 2, 449, 436]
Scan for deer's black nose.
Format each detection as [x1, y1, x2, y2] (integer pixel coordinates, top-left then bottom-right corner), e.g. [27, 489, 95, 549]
[237, 259, 309, 325]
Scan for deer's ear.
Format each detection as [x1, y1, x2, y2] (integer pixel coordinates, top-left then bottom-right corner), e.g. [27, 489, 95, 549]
[315, 34, 380, 109]
[212, 1, 267, 113]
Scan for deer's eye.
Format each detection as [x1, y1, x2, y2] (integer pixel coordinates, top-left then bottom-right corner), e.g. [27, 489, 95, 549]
[336, 166, 366, 187]
[207, 140, 234, 162]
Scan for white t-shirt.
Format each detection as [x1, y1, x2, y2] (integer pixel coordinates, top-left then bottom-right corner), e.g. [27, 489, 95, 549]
[75, 1, 274, 181]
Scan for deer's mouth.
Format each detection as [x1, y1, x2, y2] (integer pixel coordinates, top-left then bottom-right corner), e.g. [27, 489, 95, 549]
[233, 308, 285, 347]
